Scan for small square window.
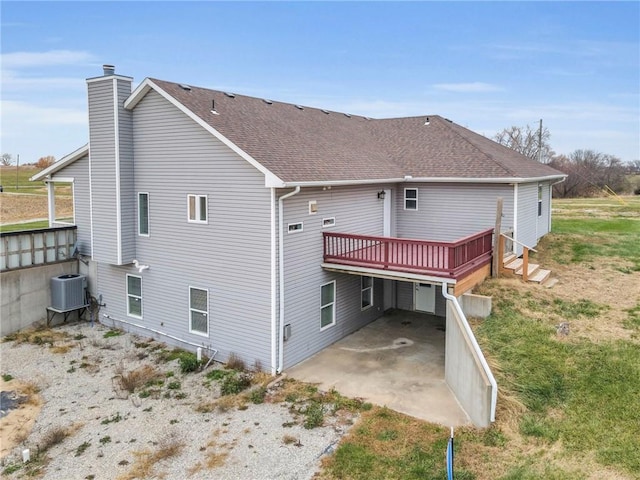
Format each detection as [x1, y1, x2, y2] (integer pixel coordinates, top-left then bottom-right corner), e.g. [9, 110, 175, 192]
[404, 188, 418, 210]
[309, 200, 318, 215]
[188, 194, 207, 223]
[322, 217, 336, 228]
[288, 222, 303, 233]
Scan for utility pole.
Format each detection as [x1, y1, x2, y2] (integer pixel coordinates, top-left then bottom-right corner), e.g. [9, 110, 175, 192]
[538, 119, 543, 163]
[16, 154, 20, 190]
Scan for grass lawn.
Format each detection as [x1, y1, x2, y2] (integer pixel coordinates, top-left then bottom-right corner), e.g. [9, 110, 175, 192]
[0, 165, 47, 194]
[0, 220, 51, 233]
[320, 196, 640, 480]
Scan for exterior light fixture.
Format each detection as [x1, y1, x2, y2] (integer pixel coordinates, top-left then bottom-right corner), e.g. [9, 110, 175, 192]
[377, 191, 386, 200]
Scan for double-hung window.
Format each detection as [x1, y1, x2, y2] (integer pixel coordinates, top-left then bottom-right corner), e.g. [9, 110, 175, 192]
[189, 287, 209, 336]
[126, 275, 142, 318]
[404, 188, 418, 210]
[320, 281, 336, 330]
[138, 193, 149, 236]
[361, 276, 373, 310]
[188, 194, 208, 223]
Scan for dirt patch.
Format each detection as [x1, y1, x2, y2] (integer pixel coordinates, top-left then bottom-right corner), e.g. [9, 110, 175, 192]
[0, 193, 72, 224]
[0, 378, 43, 459]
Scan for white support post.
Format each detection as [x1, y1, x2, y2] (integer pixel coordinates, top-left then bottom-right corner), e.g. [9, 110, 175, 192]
[47, 181, 56, 227]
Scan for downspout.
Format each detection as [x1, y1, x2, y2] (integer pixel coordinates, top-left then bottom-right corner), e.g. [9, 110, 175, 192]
[441, 282, 497, 422]
[277, 186, 301, 373]
[512, 183, 518, 255]
[270, 187, 277, 375]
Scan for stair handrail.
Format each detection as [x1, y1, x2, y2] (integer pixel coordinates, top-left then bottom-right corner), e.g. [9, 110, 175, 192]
[498, 233, 537, 281]
[499, 232, 537, 253]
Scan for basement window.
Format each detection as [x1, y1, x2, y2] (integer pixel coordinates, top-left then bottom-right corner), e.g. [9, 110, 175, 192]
[361, 276, 373, 310]
[126, 275, 142, 319]
[189, 287, 209, 336]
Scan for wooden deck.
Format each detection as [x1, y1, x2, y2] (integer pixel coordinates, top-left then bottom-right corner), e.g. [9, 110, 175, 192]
[323, 228, 494, 281]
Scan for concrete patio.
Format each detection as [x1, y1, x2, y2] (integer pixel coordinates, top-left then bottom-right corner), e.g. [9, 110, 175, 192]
[286, 310, 471, 426]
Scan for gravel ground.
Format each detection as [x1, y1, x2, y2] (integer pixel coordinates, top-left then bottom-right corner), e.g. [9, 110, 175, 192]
[0, 322, 356, 479]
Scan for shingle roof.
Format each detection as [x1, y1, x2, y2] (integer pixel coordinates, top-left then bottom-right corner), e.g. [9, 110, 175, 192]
[146, 78, 565, 184]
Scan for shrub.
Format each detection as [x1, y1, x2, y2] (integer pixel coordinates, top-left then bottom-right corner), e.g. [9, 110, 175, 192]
[220, 372, 252, 396]
[178, 353, 200, 373]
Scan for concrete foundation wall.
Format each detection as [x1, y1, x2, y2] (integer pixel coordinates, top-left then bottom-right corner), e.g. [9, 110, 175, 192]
[445, 301, 492, 427]
[1, 261, 78, 336]
[460, 293, 492, 319]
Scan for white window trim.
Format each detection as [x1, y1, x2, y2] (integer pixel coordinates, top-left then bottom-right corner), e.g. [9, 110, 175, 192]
[187, 194, 208, 224]
[537, 184, 543, 217]
[189, 286, 209, 337]
[288, 222, 303, 233]
[322, 217, 336, 228]
[404, 188, 418, 211]
[126, 274, 143, 319]
[320, 280, 336, 331]
[361, 276, 373, 311]
[138, 192, 150, 236]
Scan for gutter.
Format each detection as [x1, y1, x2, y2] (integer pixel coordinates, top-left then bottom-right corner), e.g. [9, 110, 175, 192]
[277, 186, 301, 373]
[441, 282, 497, 423]
[278, 174, 567, 188]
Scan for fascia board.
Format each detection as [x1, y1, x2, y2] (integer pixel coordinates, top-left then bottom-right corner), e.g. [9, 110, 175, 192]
[30, 144, 89, 181]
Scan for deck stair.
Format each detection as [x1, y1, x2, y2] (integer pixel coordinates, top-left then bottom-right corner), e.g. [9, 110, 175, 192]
[502, 253, 552, 285]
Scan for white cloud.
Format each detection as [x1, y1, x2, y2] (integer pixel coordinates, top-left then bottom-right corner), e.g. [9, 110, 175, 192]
[432, 82, 502, 93]
[1, 69, 86, 91]
[1, 50, 96, 69]
[2, 100, 87, 126]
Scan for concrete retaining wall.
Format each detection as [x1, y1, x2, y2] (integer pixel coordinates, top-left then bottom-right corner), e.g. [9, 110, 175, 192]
[461, 293, 492, 319]
[445, 301, 492, 427]
[1, 260, 78, 336]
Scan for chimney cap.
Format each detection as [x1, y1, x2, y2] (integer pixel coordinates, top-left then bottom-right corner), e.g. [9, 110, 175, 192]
[103, 64, 115, 76]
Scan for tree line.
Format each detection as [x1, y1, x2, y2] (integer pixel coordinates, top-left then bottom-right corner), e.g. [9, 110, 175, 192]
[1, 154, 55, 169]
[494, 125, 639, 197]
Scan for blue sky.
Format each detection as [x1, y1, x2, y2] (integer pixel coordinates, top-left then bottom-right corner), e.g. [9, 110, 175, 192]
[2, 1, 639, 165]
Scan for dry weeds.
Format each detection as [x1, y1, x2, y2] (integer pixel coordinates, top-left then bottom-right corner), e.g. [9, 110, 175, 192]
[117, 438, 184, 480]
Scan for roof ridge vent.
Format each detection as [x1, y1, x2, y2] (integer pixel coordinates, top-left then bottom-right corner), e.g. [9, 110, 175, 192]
[179, 84, 192, 91]
[224, 92, 235, 98]
[295, 105, 304, 110]
[263, 99, 273, 105]
[321, 109, 330, 114]
[344, 113, 351, 118]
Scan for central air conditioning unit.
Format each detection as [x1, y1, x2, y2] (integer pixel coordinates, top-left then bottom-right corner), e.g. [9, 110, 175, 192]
[51, 274, 87, 311]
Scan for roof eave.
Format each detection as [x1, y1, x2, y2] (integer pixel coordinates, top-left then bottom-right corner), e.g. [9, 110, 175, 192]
[281, 174, 568, 188]
[30, 144, 90, 182]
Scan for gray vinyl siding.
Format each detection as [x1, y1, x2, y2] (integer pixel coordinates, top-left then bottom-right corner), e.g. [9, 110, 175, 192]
[52, 154, 92, 256]
[395, 183, 515, 242]
[117, 80, 136, 263]
[88, 77, 134, 265]
[96, 89, 272, 369]
[537, 182, 551, 240]
[516, 182, 538, 253]
[280, 185, 390, 368]
[396, 281, 446, 315]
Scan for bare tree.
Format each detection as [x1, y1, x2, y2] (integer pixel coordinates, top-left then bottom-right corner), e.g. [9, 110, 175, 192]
[550, 149, 629, 197]
[494, 123, 554, 163]
[1, 153, 12, 166]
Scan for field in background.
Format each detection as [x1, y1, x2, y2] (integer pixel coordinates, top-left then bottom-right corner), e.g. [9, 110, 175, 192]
[0, 166, 72, 231]
[320, 196, 640, 480]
